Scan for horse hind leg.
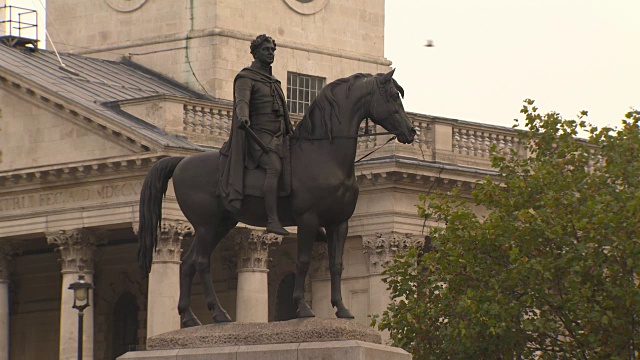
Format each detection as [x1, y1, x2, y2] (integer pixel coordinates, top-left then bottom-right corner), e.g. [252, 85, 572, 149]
[178, 242, 202, 327]
[292, 218, 319, 318]
[195, 217, 238, 323]
[327, 221, 355, 319]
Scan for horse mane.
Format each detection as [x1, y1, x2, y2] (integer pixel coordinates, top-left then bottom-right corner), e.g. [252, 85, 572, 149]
[294, 73, 372, 140]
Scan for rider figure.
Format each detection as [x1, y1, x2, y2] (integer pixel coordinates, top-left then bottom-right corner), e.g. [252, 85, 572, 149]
[219, 34, 293, 236]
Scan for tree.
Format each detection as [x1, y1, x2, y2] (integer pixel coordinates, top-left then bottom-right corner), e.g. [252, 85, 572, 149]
[373, 101, 640, 359]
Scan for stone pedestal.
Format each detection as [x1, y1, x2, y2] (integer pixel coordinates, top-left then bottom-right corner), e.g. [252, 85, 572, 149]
[144, 221, 192, 338]
[118, 340, 411, 360]
[47, 229, 105, 360]
[231, 229, 282, 323]
[118, 316, 411, 360]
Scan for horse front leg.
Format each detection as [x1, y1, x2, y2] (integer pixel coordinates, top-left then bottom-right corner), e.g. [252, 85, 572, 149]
[326, 221, 354, 319]
[293, 218, 318, 318]
[178, 244, 202, 327]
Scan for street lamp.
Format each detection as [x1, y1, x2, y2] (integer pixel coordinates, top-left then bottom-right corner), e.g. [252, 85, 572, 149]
[69, 274, 93, 360]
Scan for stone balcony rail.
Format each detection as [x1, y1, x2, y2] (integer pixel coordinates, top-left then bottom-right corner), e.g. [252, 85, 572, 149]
[178, 101, 526, 170]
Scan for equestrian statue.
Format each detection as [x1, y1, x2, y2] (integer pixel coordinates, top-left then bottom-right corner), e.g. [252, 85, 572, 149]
[138, 34, 416, 326]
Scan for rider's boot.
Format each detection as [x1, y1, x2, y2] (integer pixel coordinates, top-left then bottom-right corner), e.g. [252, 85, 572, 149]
[264, 173, 289, 236]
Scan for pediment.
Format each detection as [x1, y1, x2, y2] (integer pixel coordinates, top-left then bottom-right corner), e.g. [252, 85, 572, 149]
[0, 85, 146, 172]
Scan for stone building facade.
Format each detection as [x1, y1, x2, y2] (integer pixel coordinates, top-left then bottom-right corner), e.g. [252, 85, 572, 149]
[0, 1, 524, 359]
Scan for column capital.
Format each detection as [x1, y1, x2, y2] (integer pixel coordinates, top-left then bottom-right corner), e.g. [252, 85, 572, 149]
[46, 228, 107, 273]
[154, 220, 193, 263]
[362, 232, 424, 275]
[229, 228, 282, 271]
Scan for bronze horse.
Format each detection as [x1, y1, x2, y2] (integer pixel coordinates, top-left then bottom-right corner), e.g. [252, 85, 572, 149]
[138, 70, 416, 326]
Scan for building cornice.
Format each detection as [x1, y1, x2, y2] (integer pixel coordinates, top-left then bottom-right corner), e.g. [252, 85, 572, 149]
[71, 27, 392, 67]
[0, 150, 197, 189]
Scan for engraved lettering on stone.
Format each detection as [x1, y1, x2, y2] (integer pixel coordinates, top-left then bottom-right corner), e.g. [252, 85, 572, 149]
[46, 229, 107, 273]
[0, 180, 143, 213]
[362, 232, 424, 274]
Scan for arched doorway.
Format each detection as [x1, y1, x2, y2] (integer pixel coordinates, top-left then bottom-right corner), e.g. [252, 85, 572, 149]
[111, 292, 139, 359]
[275, 273, 297, 321]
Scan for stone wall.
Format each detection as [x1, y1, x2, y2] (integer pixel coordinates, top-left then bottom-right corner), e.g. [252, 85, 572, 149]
[46, 0, 390, 100]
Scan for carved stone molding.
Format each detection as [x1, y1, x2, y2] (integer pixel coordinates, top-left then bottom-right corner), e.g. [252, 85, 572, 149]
[230, 229, 283, 271]
[362, 232, 424, 275]
[46, 229, 107, 273]
[283, 0, 330, 15]
[154, 221, 194, 263]
[105, 0, 148, 12]
[309, 242, 330, 279]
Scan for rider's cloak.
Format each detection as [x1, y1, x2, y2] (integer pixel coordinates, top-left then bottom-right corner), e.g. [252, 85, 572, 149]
[219, 66, 293, 213]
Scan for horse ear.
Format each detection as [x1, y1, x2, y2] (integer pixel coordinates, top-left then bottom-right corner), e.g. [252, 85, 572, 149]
[380, 69, 395, 84]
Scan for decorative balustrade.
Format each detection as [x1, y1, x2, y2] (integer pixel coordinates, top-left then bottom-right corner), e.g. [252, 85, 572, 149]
[178, 100, 523, 171]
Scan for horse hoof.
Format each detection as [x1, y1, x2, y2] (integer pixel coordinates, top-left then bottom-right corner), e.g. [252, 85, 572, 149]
[182, 317, 202, 328]
[213, 309, 232, 323]
[296, 308, 316, 318]
[335, 308, 355, 319]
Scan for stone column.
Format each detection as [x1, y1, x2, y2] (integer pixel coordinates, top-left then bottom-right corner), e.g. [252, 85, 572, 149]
[309, 242, 332, 318]
[143, 221, 192, 338]
[0, 242, 13, 360]
[363, 232, 424, 342]
[47, 229, 105, 360]
[231, 229, 282, 323]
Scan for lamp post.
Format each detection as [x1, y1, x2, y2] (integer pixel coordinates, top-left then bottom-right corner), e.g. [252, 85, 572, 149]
[69, 274, 93, 360]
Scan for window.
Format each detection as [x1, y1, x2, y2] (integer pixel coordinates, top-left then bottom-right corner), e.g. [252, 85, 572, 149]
[287, 72, 325, 115]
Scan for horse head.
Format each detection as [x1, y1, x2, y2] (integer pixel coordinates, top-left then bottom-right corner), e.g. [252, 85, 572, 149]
[368, 69, 416, 144]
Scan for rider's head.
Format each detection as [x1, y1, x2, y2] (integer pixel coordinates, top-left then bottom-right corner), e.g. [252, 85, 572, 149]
[250, 34, 277, 66]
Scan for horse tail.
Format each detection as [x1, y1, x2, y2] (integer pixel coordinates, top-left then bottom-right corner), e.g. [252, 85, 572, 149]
[137, 156, 185, 276]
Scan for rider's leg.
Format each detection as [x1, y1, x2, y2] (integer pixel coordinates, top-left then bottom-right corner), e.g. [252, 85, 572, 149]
[261, 152, 289, 235]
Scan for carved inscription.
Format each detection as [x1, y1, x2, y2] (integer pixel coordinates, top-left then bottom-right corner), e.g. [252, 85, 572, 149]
[0, 180, 143, 213]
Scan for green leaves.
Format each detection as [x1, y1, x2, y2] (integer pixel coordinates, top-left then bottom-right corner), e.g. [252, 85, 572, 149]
[373, 102, 640, 359]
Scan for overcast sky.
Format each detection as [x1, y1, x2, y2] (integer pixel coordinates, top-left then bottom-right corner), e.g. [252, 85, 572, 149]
[384, 1, 640, 129]
[8, 0, 639, 130]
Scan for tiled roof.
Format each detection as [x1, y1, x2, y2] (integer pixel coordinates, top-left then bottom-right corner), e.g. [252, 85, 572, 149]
[0, 44, 209, 150]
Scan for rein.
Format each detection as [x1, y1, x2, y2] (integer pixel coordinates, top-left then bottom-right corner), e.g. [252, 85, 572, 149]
[290, 76, 399, 162]
[290, 130, 396, 141]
